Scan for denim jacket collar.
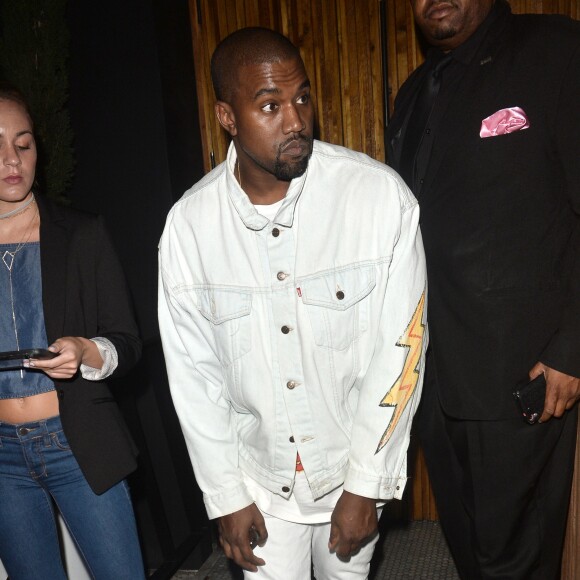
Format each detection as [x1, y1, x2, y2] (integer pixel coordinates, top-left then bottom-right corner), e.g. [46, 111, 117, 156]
[226, 143, 308, 231]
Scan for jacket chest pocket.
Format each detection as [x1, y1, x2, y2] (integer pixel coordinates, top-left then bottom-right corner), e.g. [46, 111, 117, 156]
[300, 266, 376, 350]
[196, 289, 252, 366]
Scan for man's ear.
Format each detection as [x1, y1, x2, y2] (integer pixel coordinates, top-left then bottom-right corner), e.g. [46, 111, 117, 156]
[215, 101, 237, 137]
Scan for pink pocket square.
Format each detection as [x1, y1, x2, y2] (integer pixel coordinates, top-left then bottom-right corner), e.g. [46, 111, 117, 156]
[480, 107, 530, 138]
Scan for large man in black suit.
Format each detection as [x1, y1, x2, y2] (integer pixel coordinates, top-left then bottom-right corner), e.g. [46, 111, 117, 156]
[386, 1, 580, 578]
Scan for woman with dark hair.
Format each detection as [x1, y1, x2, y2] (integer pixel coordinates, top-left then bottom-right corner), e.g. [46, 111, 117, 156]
[0, 86, 145, 579]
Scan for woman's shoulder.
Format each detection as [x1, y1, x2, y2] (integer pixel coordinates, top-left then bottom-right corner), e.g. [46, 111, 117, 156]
[37, 195, 106, 235]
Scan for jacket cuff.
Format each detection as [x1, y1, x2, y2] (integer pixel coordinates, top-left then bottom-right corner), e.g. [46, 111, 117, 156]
[343, 467, 408, 501]
[203, 483, 254, 520]
[540, 333, 580, 379]
[80, 337, 118, 380]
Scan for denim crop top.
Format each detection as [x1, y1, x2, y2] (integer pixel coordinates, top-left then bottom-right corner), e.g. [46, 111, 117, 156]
[0, 242, 55, 398]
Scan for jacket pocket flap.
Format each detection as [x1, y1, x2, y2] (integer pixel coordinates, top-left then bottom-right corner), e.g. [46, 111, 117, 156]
[300, 266, 376, 311]
[196, 288, 252, 324]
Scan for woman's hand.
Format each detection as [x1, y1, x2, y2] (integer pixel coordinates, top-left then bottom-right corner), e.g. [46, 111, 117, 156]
[26, 337, 103, 379]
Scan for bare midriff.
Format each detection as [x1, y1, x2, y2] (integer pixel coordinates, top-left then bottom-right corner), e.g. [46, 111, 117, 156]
[0, 391, 60, 424]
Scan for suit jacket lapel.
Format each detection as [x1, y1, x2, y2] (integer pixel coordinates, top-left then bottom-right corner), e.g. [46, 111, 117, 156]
[37, 196, 69, 342]
[387, 64, 430, 171]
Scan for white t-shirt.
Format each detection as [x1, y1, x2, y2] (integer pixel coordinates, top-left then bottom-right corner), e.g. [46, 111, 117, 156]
[243, 470, 344, 524]
[254, 198, 284, 221]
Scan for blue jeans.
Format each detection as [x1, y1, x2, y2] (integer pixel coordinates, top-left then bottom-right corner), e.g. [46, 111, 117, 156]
[0, 415, 145, 580]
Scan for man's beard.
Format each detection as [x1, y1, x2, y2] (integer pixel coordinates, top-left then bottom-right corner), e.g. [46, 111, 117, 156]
[423, 0, 460, 41]
[273, 136, 313, 181]
[431, 24, 459, 40]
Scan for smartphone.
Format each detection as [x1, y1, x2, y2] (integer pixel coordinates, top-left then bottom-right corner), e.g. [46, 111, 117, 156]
[249, 526, 260, 549]
[0, 348, 58, 362]
[513, 373, 546, 424]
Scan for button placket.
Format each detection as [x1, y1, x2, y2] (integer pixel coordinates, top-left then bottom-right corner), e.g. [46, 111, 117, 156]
[263, 220, 312, 478]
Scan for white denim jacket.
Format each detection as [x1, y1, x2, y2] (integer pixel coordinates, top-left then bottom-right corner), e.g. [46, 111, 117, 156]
[158, 141, 428, 519]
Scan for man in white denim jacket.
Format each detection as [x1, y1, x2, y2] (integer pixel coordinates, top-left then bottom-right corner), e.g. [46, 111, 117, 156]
[159, 27, 427, 579]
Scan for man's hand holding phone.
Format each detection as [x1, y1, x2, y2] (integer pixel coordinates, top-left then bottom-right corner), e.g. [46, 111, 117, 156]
[528, 363, 580, 423]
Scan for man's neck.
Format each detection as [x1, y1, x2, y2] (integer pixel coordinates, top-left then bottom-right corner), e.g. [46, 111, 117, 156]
[446, 0, 508, 65]
[235, 158, 290, 205]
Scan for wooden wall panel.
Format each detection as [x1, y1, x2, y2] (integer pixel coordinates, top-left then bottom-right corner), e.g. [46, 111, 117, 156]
[385, 0, 424, 118]
[512, 0, 580, 15]
[188, 0, 384, 173]
[562, 423, 580, 580]
[410, 445, 439, 520]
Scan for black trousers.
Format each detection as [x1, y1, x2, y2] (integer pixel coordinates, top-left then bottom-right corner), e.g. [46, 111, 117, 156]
[417, 370, 578, 580]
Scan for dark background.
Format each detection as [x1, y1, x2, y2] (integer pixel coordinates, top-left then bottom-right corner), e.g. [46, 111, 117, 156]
[67, 0, 209, 572]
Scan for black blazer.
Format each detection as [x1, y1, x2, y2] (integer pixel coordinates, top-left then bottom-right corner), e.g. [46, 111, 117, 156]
[38, 195, 141, 494]
[387, 3, 580, 419]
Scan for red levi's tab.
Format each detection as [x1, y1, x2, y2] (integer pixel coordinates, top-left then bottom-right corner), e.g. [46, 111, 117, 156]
[296, 452, 304, 472]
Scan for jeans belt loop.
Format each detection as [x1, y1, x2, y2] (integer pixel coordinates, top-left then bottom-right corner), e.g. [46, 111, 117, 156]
[42, 422, 51, 447]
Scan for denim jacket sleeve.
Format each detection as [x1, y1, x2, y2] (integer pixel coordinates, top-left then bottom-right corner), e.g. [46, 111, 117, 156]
[158, 262, 254, 519]
[344, 198, 428, 501]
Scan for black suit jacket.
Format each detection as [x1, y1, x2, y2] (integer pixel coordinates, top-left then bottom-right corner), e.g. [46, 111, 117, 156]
[38, 195, 141, 493]
[387, 3, 580, 419]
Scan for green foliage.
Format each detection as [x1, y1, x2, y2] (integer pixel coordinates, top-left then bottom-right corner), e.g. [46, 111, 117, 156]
[0, 0, 74, 203]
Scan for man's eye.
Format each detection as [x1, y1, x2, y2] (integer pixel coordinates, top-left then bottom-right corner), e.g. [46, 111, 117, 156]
[297, 94, 310, 105]
[261, 103, 278, 113]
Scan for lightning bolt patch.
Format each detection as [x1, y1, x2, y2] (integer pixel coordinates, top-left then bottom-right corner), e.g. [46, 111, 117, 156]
[375, 290, 426, 454]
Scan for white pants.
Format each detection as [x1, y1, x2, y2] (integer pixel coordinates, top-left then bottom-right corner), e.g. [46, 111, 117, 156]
[245, 510, 380, 580]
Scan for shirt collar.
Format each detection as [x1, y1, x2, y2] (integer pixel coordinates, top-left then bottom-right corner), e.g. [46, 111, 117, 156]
[226, 142, 308, 231]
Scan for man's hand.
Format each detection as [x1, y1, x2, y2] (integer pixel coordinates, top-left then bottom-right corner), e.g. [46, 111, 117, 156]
[217, 503, 268, 572]
[328, 490, 378, 559]
[529, 362, 580, 423]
